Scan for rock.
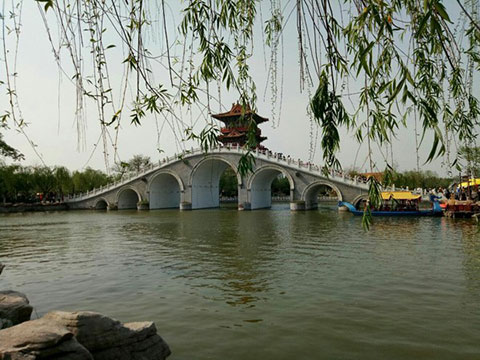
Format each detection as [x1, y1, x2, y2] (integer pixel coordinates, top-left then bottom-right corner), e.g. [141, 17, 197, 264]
[0, 317, 93, 359]
[0, 318, 13, 330]
[0, 291, 33, 326]
[0, 263, 4, 275]
[43, 311, 171, 360]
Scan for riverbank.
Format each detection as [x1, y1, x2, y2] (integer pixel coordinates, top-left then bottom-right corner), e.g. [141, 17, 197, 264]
[0, 203, 68, 213]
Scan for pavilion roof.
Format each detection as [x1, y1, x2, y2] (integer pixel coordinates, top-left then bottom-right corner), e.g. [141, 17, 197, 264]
[212, 103, 268, 124]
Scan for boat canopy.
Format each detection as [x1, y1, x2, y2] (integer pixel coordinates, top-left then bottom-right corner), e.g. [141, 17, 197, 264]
[460, 178, 480, 188]
[381, 191, 421, 201]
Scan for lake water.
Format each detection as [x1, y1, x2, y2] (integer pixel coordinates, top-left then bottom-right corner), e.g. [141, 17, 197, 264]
[1, 205, 480, 359]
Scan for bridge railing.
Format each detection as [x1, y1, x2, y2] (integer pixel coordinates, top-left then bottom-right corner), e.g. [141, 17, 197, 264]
[66, 144, 371, 202]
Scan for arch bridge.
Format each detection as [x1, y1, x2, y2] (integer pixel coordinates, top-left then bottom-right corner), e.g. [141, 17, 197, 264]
[66, 146, 369, 211]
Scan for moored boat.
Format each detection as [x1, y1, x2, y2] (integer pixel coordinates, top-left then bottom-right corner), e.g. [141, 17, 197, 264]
[339, 191, 443, 217]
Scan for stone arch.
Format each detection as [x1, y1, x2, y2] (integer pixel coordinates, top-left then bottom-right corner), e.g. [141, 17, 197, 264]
[302, 181, 343, 210]
[351, 194, 368, 208]
[94, 198, 109, 210]
[149, 170, 184, 209]
[247, 165, 295, 210]
[117, 187, 142, 210]
[190, 156, 242, 209]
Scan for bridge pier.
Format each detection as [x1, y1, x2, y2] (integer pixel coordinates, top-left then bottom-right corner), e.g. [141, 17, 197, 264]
[137, 202, 149, 210]
[290, 201, 306, 211]
[238, 201, 251, 211]
[304, 201, 318, 210]
[180, 202, 192, 211]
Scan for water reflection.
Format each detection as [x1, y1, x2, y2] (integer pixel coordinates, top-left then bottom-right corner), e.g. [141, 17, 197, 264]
[458, 220, 480, 291]
[1, 209, 480, 360]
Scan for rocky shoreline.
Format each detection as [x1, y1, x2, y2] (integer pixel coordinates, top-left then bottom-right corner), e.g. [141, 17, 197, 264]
[0, 263, 171, 359]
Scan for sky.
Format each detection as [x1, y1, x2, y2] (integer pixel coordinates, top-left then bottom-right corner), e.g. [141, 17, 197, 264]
[0, 1, 463, 176]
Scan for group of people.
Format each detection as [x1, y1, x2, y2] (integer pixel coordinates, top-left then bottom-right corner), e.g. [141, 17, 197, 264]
[428, 185, 479, 202]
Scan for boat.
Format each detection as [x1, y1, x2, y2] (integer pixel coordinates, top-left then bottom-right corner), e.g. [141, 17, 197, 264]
[444, 199, 480, 218]
[338, 191, 443, 217]
[460, 178, 480, 188]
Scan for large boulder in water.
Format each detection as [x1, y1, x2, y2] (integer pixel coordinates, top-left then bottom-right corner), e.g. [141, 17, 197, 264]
[0, 317, 92, 359]
[43, 311, 171, 360]
[0, 291, 33, 328]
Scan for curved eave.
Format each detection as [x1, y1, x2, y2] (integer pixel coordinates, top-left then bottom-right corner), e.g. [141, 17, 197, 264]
[212, 113, 268, 124]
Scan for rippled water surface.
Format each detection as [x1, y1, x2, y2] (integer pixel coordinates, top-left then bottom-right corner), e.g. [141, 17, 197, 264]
[1, 205, 480, 359]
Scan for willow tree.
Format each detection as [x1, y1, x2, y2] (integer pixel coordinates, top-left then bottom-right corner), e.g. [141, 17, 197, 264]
[1, 0, 479, 226]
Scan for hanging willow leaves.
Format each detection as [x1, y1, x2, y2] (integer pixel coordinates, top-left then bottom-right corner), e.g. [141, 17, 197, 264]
[310, 70, 351, 171]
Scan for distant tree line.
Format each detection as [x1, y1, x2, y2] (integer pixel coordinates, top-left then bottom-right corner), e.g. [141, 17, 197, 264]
[392, 171, 452, 190]
[346, 168, 452, 190]
[0, 154, 153, 205]
[1, 151, 459, 205]
[0, 163, 114, 204]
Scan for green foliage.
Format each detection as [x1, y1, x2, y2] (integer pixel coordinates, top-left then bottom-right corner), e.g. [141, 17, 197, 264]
[54, 166, 73, 196]
[271, 176, 290, 196]
[362, 176, 382, 231]
[310, 70, 351, 170]
[35, 0, 54, 12]
[0, 164, 74, 203]
[0, 163, 20, 204]
[32, 167, 56, 195]
[185, 125, 220, 153]
[111, 155, 152, 177]
[127, 154, 151, 172]
[72, 168, 111, 193]
[111, 161, 129, 178]
[0, 133, 23, 161]
[458, 146, 480, 176]
[219, 167, 238, 197]
[237, 150, 255, 177]
[0, 162, 112, 203]
[393, 170, 451, 189]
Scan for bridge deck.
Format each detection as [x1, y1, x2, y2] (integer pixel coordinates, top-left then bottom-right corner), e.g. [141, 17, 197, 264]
[65, 146, 371, 210]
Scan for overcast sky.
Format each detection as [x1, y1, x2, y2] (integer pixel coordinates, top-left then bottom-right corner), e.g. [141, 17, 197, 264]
[0, 1, 459, 176]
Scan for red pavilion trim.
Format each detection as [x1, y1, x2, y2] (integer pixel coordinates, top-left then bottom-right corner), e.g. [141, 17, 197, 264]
[212, 103, 268, 148]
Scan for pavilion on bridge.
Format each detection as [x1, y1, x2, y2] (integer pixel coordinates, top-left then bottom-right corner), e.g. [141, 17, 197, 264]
[212, 103, 268, 149]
